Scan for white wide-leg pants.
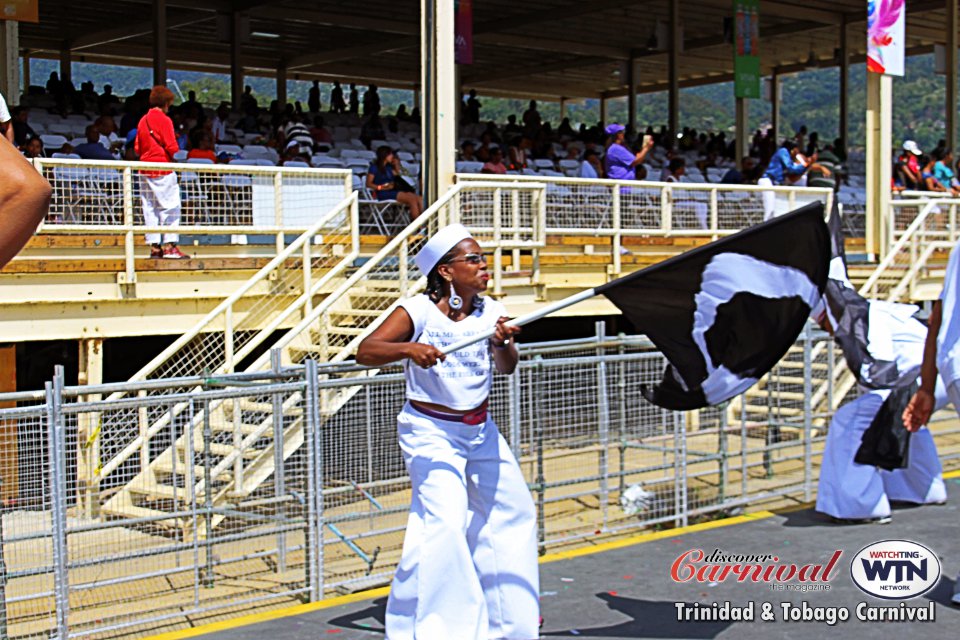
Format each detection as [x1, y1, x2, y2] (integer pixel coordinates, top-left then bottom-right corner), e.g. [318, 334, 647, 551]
[141, 172, 182, 244]
[816, 387, 947, 520]
[385, 403, 540, 640]
[758, 176, 776, 221]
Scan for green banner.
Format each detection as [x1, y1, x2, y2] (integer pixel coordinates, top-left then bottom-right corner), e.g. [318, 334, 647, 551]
[733, 0, 760, 99]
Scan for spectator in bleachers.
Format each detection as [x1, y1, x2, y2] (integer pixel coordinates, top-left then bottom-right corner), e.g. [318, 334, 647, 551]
[895, 140, 923, 191]
[45, 72, 62, 99]
[284, 139, 313, 164]
[395, 104, 411, 121]
[475, 132, 496, 163]
[603, 123, 653, 181]
[75, 125, 115, 160]
[933, 148, 960, 196]
[308, 81, 321, 113]
[363, 85, 381, 117]
[367, 145, 423, 221]
[170, 110, 189, 151]
[578, 149, 603, 179]
[11, 107, 37, 148]
[466, 89, 481, 124]
[557, 117, 574, 139]
[508, 137, 532, 170]
[0, 90, 13, 144]
[330, 81, 346, 113]
[758, 139, 812, 220]
[309, 116, 333, 148]
[240, 85, 258, 113]
[181, 90, 202, 119]
[663, 157, 685, 182]
[349, 84, 360, 114]
[187, 130, 217, 163]
[833, 137, 847, 163]
[280, 116, 314, 153]
[522, 100, 541, 136]
[921, 154, 947, 193]
[135, 86, 187, 260]
[99, 84, 120, 114]
[119, 91, 148, 137]
[481, 147, 508, 175]
[503, 115, 522, 138]
[795, 125, 808, 150]
[805, 131, 820, 158]
[95, 115, 121, 152]
[22, 137, 43, 159]
[720, 157, 757, 184]
[460, 141, 478, 162]
[360, 115, 386, 149]
[211, 103, 230, 143]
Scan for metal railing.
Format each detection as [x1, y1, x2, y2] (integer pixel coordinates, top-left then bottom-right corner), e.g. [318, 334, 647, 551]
[30, 157, 353, 284]
[862, 199, 960, 301]
[258, 180, 547, 370]
[91, 193, 360, 495]
[2, 325, 958, 639]
[456, 173, 833, 233]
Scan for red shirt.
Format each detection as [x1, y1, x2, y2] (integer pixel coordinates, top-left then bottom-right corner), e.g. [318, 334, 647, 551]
[135, 108, 179, 163]
[187, 148, 217, 162]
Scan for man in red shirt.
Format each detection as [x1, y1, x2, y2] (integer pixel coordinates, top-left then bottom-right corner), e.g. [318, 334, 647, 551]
[135, 86, 188, 259]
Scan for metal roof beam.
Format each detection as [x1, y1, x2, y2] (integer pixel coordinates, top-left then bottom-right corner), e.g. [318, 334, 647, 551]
[70, 13, 214, 51]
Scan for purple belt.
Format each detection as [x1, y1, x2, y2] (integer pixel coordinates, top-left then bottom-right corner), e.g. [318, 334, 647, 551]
[411, 403, 488, 425]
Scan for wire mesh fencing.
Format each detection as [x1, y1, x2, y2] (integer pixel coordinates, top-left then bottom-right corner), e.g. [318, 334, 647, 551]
[455, 173, 833, 236]
[34, 159, 352, 232]
[4, 326, 960, 638]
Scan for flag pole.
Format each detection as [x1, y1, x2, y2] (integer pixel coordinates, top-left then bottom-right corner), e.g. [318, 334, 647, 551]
[440, 288, 598, 355]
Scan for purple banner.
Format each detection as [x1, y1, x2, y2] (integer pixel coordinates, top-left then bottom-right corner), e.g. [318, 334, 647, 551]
[455, 0, 473, 65]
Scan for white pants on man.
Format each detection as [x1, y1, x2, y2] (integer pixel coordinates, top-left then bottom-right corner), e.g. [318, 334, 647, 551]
[758, 175, 808, 221]
[816, 387, 947, 520]
[140, 172, 182, 244]
[385, 403, 540, 640]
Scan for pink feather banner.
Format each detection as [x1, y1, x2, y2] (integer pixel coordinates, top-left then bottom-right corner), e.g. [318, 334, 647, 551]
[867, 0, 905, 76]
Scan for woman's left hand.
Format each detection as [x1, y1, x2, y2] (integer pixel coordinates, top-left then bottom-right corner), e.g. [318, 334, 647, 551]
[492, 316, 521, 347]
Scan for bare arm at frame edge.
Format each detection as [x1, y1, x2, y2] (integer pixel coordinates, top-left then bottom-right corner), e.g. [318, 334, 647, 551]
[0, 138, 51, 268]
[903, 299, 942, 432]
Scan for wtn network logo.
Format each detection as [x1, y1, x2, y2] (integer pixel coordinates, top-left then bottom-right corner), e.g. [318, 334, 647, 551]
[850, 540, 941, 600]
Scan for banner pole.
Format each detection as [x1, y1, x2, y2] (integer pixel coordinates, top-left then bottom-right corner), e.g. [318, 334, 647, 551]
[440, 287, 597, 355]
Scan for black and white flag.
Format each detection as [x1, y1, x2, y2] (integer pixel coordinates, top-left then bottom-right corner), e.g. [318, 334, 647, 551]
[596, 203, 830, 410]
[819, 203, 926, 390]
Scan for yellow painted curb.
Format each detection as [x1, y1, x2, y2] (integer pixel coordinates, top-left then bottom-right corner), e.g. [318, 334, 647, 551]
[141, 586, 391, 640]
[141, 509, 776, 640]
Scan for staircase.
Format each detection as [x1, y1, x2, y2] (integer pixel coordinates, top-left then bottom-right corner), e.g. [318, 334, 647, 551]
[99, 184, 482, 537]
[98, 194, 361, 530]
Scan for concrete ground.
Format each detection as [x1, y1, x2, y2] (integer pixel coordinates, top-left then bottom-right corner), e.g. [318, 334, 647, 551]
[168, 476, 960, 640]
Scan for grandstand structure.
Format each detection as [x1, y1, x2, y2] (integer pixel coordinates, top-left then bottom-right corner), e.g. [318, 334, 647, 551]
[0, 3, 960, 637]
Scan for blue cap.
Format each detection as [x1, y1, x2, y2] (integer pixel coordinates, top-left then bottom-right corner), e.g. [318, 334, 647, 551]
[605, 123, 625, 135]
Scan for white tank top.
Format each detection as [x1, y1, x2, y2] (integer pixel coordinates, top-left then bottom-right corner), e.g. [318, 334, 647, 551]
[398, 293, 506, 410]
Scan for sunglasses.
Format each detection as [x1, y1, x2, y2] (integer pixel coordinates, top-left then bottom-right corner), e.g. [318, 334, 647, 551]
[447, 253, 490, 265]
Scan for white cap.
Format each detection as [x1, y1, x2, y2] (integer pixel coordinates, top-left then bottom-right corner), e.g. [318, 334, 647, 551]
[414, 223, 472, 274]
[903, 140, 922, 156]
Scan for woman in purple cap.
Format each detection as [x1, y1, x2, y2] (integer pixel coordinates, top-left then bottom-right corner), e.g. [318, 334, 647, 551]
[357, 224, 540, 639]
[603, 123, 654, 180]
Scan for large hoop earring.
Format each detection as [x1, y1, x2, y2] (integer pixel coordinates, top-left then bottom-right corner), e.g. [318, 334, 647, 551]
[448, 281, 463, 310]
